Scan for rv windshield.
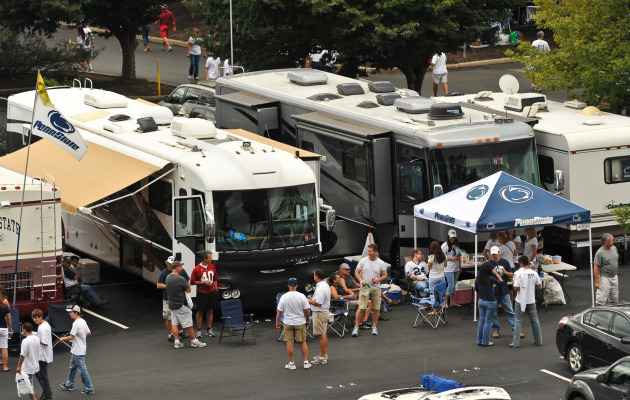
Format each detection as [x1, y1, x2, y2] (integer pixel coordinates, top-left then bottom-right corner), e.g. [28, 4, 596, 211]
[213, 184, 318, 251]
[430, 139, 539, 193]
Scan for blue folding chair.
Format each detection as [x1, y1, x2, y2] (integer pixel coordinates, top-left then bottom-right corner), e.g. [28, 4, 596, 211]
[411, 280, 448, 329]
[46, 303, 74, 349]
[219, 299, 256, 346]
[7, 308, 21, 354]
[327, 299, 350, 338]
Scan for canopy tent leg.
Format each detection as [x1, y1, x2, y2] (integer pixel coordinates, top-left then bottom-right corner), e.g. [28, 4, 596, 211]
[474, 234, 478, 322]
[589, 228, 594, 307]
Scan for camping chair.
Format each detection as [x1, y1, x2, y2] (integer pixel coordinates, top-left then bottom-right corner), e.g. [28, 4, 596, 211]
[327, 299, 350, 338]
[46, 303, 74, 349]
[7, 308, 21, 354]
[219, 299, 256, 346]
[411, 280, 448, 329]
[403, 277, 420, 305]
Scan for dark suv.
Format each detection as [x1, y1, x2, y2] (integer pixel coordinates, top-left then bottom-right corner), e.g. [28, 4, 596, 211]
[159, 82, 215, 111]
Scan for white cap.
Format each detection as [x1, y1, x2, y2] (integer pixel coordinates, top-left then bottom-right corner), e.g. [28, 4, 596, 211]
[490, 246, 500, 255]
[67, 305, 81, 313]
[166, 256, 175, 264]
[448, 229, 457, 238]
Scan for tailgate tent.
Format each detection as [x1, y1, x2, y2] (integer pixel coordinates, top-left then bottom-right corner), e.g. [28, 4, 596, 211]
[412, 172, 593, 318]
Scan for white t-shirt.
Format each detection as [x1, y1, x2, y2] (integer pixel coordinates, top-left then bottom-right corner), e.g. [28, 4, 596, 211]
[188, 36, 203, 55]
[311, 280, 331, 312]
[37, 321, 53, 363]
[532, 39, 550, 52]
[70, 318, 91, 356]
[205, 56, 220, 79]
[514, 268, 541, 311]
[431, 53, 447, 74]
[523, 237, 538, 261]
[356, 256, 387, 289]
[20, 334, 40, 374]
[484, 238, 499, 251]
[441, 242, 460, 272]
[499, 242, 516, 270]
[277, 291, 309, 326]
[220, 59, 232, 76]
[404, 260, 428, 280]
[427, 255, 445, 279]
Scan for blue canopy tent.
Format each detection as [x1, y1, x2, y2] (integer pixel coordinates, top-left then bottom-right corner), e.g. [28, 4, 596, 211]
[412, 172, 593, 319]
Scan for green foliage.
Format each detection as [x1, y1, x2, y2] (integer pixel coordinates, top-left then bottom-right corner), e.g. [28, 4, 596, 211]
[43, 77, 60, 86]
[507, 0, 630, 112]
[612, 205, 630, 232]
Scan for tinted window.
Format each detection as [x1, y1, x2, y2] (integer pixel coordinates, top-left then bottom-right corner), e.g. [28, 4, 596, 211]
[538, 155, 554, 184]
[149, 180, 172, 216]
[199, 90, 215, 106]
[341, 142, 367, 182]
[611, 313, 630, 339]
[185, 87, 202, 102]
[169, 87, 186, 104]
[586, 310, 613, 332]
[398, 163, 427, 202]
[605, 156, 630, 184]
[608, 361, 630, 387]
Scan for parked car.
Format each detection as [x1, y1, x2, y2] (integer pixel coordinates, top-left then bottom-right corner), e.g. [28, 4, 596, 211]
[159, 82, 215, 111]
[358, 386, 510, 400]
[565, 356, 630, 400]
[179, 100, 216, 123]
[556, 305, 630, 374]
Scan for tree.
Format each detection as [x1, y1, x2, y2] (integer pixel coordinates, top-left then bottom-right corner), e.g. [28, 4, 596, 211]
[507, 0, 630, 112]
[0, 0, 164, 80]
[184, 0, 523, 93]
[612, 205, 630, 233]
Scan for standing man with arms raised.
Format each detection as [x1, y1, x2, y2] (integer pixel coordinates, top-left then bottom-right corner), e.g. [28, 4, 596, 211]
[276, 278, 311, 370]
[190, 250, 219, 338]
[510, 256, 542, 348]
[352, 243, 388, 337]
[166, 261, 206, 349]
[308, 269, 330, 365]
[59, 305, 94, 395]
[594, 233, 619, 306]
[31, 309, 52, 400]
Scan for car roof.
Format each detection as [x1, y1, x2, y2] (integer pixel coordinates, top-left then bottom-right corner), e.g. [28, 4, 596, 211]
[175, 82, 215, 91]
[577, 304, 630, 315]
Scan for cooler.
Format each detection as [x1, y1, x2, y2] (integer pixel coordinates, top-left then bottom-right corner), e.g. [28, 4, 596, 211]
[454, 281, 473, 305]
[77, 259, 101, 284]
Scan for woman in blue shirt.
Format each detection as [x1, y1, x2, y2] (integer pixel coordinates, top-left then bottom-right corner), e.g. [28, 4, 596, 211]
[475, 262, 503, 346]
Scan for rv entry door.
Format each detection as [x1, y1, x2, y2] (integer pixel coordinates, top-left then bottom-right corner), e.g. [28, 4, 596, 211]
[173, 195, 206, 292]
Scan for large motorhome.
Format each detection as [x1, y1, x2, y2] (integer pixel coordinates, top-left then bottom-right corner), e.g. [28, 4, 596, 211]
[4, 83, 325, 308]
[0, 168, 63, 316]
[213, 69, 541, 273]
[441, 90, 630, 265]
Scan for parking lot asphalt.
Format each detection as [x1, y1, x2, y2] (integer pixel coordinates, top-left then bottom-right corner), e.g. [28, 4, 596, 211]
[2, 262, 627, 400]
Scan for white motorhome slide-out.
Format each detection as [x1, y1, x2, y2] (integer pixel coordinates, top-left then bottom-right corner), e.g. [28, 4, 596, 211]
[4, 82, 325, 308]
[0, 167, 63, 316]
[440, 89, 630, 265]
[213, 69, 541, 273]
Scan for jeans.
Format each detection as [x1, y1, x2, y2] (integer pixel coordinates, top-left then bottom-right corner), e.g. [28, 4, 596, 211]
[68, 284, 102, 306]
[140, 25, 150, 47]
[428, 277, 445, 291]
[477, 299, 497, 345]
[512, 301, 543, 347]
[66, 354, 94, 393]
[445, 271, 460, 296]
[492, 293, 515, 332]
[413, 279, 429, 294]
[189, 54, 201, 78]
[36, 361, 52, 398]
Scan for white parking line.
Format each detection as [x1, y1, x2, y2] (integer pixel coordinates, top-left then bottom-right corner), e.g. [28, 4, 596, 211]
[82, 309, 129, 329]
[541, 369, 571, 383]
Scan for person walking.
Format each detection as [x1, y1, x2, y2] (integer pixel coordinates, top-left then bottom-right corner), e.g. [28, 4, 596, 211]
[351, 243, 388, 337]
[190, 250, 219, 338]
[308, 269, 330, 365]
[31, 309, 53, 400]
[532, 31, 550, 52]
[140, 24, 151, 52]
[510, 256, 543, 348]
[59, 305, 95, 395]
[430, 52, 448, 96]
[17, 322, 39, 400]
[155, 4, 176, 51]
[205, 53, 220, 80]
[157, 256, 190, 342]
[276, 278, 311, 370]
[475, 262, 503, 347]
[187, 28, 207, 80]
[594, 233, 619, 306]
[166, 261, 207, 349]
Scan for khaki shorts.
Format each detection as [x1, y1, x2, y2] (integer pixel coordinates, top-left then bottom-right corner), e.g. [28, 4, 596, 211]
[170, 305, 193, 329]
[283, 323, 307, 342]
[596, 275, 619, 305]
[432, 72, 448, 84]
[359, 288, 381, 310]
[312, 311, 329, 336]
[162, 300, 171, 320]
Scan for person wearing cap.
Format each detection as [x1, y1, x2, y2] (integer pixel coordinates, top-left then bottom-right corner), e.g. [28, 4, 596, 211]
[488, 246, 517, 340]
[441, 230, 462, 308]
[59, 305, 95, 395]
[155, 4, 176, 52]
[190, 250, 219, 338]
[352, 243, 388, 337]
[510, 256, 543, 348]
[157, 256, 190, 342]
[276, 278, 311, 370]
[166, 261, 206, 349]
[62, 256, 108, 307]
[307, 269, 331, 365]
[17, 321, 39, 400]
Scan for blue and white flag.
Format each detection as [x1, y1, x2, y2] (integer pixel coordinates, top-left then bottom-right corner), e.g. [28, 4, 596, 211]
[31, 73, 88, 160]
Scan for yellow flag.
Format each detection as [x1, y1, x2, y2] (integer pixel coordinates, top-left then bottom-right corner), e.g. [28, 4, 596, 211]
[37, 73, 54, 108]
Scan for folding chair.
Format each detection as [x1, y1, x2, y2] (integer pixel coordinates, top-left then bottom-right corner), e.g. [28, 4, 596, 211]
[46, 303, 74, 349]
[7, 308, 21, 355]
[219, 299, 256, 346]
[327, 299, 350, 338]
[411, 280, 448, 329]
[403, 277, 420, 305]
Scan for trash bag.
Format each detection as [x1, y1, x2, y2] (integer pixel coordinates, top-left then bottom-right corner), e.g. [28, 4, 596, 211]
[543, 276, 566, 305]
[16, 371, 34, 397]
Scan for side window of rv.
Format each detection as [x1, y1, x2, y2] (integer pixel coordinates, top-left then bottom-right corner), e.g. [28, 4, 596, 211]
[604, 156, 630, 184]
[301, 141, 315, 153]
[538, 155, 554, 184]
[341, 142, 367, 182]
[398, 163, 427, 202]
[149, 180, 173, 216]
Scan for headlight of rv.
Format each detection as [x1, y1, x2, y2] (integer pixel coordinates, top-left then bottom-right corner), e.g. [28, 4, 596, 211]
[305, 283, 313, 292]
[221, 290, 232, 300]
[231, 289, 240, 299]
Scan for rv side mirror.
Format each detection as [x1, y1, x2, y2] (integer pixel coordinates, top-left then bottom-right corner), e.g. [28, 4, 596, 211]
[205, 222, 215, 243]
[433, 184, 444, 198]
[554, 170, 565, 192]
[325, 209, 336, 231]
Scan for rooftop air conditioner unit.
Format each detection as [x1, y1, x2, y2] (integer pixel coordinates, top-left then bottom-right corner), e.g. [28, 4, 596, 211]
[171, 116, 217, 139]
[287, 70, 328, 86]
[83, 90, 128, 109]
[505, 93, 547, 112]
[394, 97, 436, 114]
[139, 106, 174, 125]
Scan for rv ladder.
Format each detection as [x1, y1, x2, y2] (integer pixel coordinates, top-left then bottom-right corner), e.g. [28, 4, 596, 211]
[34, 175, 59, 300]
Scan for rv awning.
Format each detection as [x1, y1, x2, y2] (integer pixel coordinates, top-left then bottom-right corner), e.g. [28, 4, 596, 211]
[292, 112, 391, 138]
[214, 91, 276, 108]
[0, 140, 172, 214]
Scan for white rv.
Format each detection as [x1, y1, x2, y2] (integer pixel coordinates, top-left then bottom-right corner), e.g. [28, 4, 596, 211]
[441, 90, 630, 265]
[4, 83, 324, 308]
[214, 69, 541, 272]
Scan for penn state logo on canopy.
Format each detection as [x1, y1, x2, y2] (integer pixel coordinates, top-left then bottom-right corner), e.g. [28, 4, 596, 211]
[499, 185, 533, 204]
[466, 184, 489, 201]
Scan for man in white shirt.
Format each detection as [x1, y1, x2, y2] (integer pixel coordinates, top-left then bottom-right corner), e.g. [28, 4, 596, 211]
[59, 305, 95, 395]
[205, 54, 220, 80]
[307, 269, 331, 365]
[510, 256, 543, 348]
[405, 249, 429, 295]
[32, 309, 53, 400]
[531, 31, 550, 52]
[430, 52, 448, 96]
[17, 321, 39, 400]
[352, 243, 388, 337]
[276, 278, 311, 370]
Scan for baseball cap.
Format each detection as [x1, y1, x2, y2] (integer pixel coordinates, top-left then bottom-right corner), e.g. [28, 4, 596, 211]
[166, 256, 175, 264]
[62, 255, 72, 263]
[288, 278, 298, 287]
[448, 229, 457, 238]
[490, 246, 500, 255]
[67, 305, 81, 313]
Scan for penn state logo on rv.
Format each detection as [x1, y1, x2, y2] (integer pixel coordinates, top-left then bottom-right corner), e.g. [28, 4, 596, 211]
[466, 184, 489, 201]
[499, 185, 533, 204]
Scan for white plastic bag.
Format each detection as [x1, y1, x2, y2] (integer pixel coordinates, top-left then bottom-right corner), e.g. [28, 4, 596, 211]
[16, 371, 34, 397]
[185, 292, 194, 309]
[543, 276, 566, 305]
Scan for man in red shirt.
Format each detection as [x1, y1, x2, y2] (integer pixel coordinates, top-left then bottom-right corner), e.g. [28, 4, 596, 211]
[190, 250, 219, 338]
[155, 4, 176, 52]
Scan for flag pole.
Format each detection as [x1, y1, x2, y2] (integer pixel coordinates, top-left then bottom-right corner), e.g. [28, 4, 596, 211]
[11, 71, 39, 308]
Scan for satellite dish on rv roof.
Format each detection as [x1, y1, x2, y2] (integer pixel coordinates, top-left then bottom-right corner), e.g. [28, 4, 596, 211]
[499, 74, 520, 95]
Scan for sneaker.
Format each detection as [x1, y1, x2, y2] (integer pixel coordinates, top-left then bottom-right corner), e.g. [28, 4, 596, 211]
[390, 300, 401, 305]
[493, 331, 500, 338]
[180, 330, 189, 338]
[174, 342, 184, 349]
[520, 333, 525, 338]
[60, 383, 74, 391]
[191, 341, 207, 348]
[81, 390, 95, 395]
[285, 362, 296, 370]
[312, 356, 328, 365]
[87, 64, 93, 72]
[312, 354, 328, 361]
[194, 76, 199, 80]
[207, 328, 215, 337]
[303, 361, 312, 369]
[167, 335, 174, 342]
[188, 75, 193, 80]
[372, 327, 378, 336]
[483, 342, 494, 347]
[352, 326, 359, 337]
[196, 330, 203, 338]
[509, 343, 519, 349]
[167, 47, 173, 52]
[98, 299, 108, 306]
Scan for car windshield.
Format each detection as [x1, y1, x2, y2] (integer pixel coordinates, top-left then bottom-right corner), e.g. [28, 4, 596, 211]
[213, 184, 317, 251]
